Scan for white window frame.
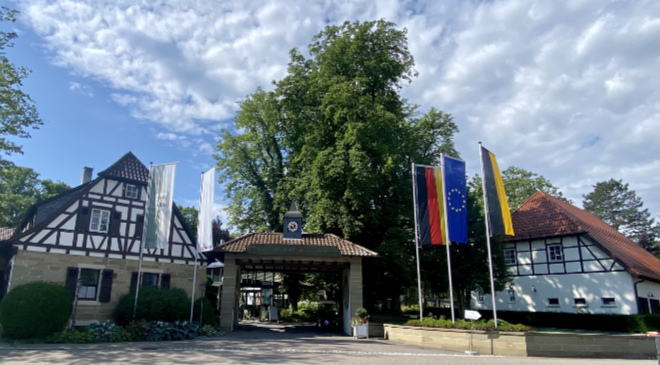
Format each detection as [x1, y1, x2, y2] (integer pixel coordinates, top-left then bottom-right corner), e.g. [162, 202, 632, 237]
[548, 244, 563, 262]
[78, 268, 101, 301]
[601, 297, 616, 306]
[476, 291, 484, 302]
[504, 248, 516, 265]
[507, 288, 516, 303]
[574, 297, 587, 307]
[89, 209, 111, 233]
[125, 184, 139, 199]
[547, 298, 560, 307]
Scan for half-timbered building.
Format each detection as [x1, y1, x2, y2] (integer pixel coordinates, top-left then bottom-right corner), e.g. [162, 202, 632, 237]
[0, 152, 204, 324]
[472, 191, 660, 315]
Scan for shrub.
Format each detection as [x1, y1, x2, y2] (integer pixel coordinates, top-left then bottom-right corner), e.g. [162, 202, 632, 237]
[113, 286, 190, 326]
[144, 321, 199, 341]
[48, 328, 95, 344]
[0, 282, 73, 339]
[87, 322, 126, 342]
[405, 316, 530, 332]
[201, 325, 217, 337]
[192, 297, 217, 326]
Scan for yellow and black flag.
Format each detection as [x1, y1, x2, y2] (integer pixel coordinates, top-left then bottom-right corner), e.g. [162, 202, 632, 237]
[479, 145, 514, 236]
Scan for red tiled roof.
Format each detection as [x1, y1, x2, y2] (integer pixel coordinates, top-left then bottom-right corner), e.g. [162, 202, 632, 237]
[216, 232, 378, 257]
[97, 151, 149, 183]
[509, 191, 660, 282]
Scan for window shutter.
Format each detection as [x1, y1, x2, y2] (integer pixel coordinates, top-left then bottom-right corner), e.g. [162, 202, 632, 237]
[110, 211, 122, 236]
[135, 215, 144, 237]
[98, 269, 113, 302]
[65, 267, 80, 298]
[130, 272, 139, 292]
[76, 207, 90, 232]
[160, 274, 171, 289]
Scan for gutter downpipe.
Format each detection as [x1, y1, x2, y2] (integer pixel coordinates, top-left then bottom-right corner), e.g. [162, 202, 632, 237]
[633, 278, 644, 314]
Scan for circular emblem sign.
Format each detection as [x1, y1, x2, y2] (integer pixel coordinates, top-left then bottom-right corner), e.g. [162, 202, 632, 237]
[287, 221, 299, 232]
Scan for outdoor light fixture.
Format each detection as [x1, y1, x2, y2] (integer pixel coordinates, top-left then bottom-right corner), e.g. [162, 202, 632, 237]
[531, 285, 537, 293]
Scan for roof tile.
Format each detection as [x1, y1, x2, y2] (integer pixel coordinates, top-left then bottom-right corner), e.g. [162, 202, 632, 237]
[97, 152, 149, 183]
[216, 232, 378, 257]
[509, 191, 660, 282]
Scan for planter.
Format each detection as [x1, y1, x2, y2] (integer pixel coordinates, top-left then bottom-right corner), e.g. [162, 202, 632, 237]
[353, 323, 368, 338]
[383, 324, 657, 359]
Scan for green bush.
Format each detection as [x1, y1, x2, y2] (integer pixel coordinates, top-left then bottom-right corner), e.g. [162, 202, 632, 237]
[144, 321, 199, 341]
[113, 286, 190, 326]
[48, 328, 96, 344]
[192, 297, 217, 326]
[201, 324, 217, 337]
[405, 316, 530, 332]
[0, 282, 73, 339]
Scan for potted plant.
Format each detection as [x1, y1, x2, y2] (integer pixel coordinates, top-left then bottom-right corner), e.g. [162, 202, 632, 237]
[351, 307, 369, 338]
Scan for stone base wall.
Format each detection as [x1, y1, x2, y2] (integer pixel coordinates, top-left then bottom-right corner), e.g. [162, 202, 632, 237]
[7, 250, 205, 325]
[383, 324, 657, 359]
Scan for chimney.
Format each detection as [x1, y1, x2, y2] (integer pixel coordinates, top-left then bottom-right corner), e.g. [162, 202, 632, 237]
[81, 167, 93, 185]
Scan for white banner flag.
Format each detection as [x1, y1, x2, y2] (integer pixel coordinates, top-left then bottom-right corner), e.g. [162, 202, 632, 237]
[144, 163, 176, 250]
[197, 167, 215, 252]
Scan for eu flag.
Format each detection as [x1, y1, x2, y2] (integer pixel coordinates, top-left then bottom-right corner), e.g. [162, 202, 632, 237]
[443, 155, 467, 243]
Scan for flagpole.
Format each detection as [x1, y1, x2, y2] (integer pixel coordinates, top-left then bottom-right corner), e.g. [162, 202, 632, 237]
[440, 154, 456, 323]
[190, 171, 203, 322]
[479, 142, 498, 328]
[411, 163, 424, 321]
[133, 163, 152, 322]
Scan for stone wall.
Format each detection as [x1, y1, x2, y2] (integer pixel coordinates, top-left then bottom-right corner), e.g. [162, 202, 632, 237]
[383, 324, 657, 359]
[7, 250, 205, 325]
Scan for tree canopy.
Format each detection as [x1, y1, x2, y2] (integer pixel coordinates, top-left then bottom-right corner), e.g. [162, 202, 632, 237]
[583, 179, 659, 256]
[216, 20, 506, 312]
[0, 165, 70, 227]
[0, 7, 43, 168]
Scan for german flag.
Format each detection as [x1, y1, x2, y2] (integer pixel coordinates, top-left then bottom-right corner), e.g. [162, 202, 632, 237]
[414, 165, 446, 246]
[480, 146, 514, 236]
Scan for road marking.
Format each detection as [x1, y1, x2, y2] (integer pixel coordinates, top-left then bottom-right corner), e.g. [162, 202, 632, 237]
[160, 346, 501, 358]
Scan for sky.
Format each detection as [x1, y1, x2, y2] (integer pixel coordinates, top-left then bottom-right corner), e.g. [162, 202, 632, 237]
[3, 0, 659, 232]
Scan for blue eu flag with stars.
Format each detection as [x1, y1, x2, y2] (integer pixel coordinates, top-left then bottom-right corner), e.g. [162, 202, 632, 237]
[443, 155, 468, 243]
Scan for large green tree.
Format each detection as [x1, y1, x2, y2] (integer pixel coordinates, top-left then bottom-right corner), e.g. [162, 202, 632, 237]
[216, 20, 494, 312]
[0, 7, 43, 168]
[583, 179, 659, 256]
[0, 165, 70, 227]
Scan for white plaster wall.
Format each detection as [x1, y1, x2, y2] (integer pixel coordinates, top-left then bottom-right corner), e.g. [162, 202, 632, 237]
[472, 271, 638, 314]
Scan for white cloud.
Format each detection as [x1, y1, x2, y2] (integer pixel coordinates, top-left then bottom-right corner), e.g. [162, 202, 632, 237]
[68, 81, 93, 97]
[18, 0, 660, 216]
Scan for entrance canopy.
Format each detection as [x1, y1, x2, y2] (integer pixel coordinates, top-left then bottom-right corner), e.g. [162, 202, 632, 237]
[215, 232, 377, 334]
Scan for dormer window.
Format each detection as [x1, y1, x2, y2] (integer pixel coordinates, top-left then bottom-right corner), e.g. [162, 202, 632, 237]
[125, 184, 139, 199]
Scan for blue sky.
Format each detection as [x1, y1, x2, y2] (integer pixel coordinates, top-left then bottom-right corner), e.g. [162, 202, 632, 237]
[4, 0, 659, 232]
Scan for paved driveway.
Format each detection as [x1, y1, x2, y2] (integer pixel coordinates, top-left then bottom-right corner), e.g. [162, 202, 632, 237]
[0, 322, 657, 364]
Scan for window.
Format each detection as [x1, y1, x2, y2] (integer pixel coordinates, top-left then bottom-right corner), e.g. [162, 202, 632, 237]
[602, 297, 616, 306]
[476, 291, 484, 302]
[125, 184, 139, 199]
[142, 273, 159, 287]
[78, 269, 100, 300]
[504, 249, 516, 265]
[89, 209, 111, 233]
[548, 244, 563, 262]
[207, 267, 223, 285]
[574, 298, 587, 306]
[547, 298, 560, 306]
[507, 289, 515, 303]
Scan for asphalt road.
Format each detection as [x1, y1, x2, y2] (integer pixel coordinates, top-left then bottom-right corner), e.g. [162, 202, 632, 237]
[0, 322, 657, 365]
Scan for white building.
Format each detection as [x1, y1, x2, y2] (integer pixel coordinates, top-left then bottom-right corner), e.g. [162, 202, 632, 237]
[472, 191, 660, 315]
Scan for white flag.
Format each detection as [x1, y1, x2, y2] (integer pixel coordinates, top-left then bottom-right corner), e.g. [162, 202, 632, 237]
[197, 168, 215, 252]
[144, 163, 176, 250]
